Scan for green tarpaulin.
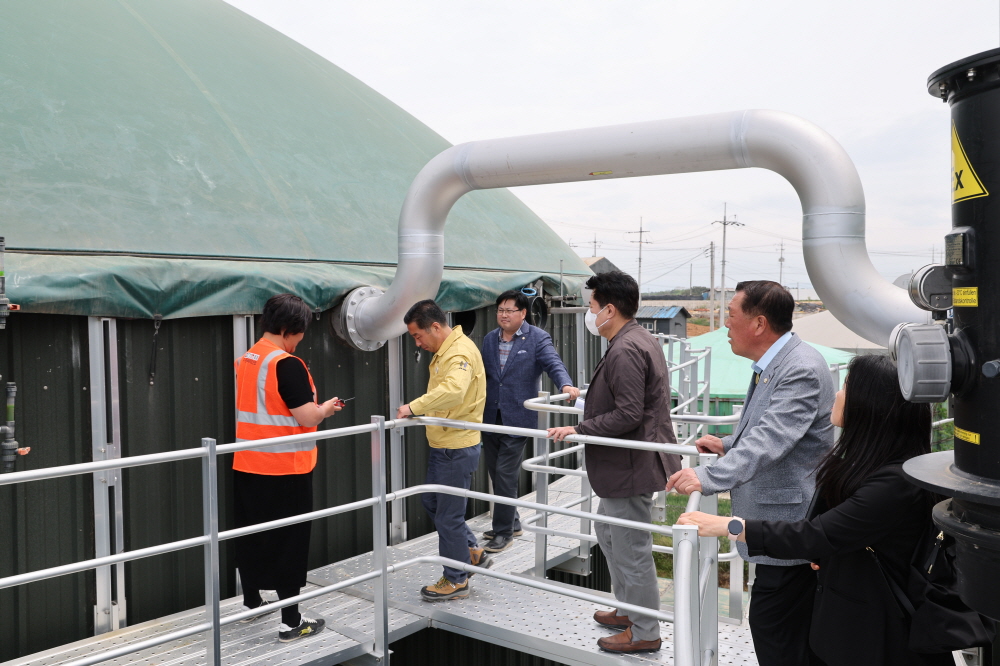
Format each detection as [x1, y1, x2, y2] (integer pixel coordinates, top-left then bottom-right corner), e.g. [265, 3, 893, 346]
[1, 0, 591, 319]
[666, 328, 855, 399]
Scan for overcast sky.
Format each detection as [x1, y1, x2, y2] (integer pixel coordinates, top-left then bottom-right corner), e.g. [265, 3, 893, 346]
[226, 0, 998, 296]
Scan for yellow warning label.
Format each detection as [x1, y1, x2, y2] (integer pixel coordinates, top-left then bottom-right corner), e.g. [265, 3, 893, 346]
[955, 426, 981, 445]
[953, 287, 979, 307]
[588, 171, 613, 176]
[953, 123, 989, 203]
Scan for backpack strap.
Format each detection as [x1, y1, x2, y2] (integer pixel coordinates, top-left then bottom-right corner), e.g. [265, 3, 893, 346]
[867, 546, 916, 617]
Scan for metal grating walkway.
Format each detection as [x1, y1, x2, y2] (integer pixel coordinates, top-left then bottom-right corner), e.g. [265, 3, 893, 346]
[4, 476, 757, 666]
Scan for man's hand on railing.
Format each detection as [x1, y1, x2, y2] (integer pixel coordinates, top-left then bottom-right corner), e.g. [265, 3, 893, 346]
[695, 435, 724, 455]
[395, 404, 413, 419]
[547, 425, 577, 442]
[665, 468, 702, 495]
[561, 385, 581, 400]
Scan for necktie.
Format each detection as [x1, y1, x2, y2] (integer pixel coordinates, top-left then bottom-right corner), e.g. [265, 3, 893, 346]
[746, 371, 761, 402]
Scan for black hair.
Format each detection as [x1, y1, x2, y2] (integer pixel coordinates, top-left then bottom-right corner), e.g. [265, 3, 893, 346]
[261, 293, 312, 336]
[815, 354, 932, 508]
[403, 299, 447, 330]
[734, 280, 794, 335]
[496, 290, 530, 311]
[585, 270, 638, 319]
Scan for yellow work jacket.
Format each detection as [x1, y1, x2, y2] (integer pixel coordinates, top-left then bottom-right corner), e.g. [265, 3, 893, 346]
[409, 326, 486, 449]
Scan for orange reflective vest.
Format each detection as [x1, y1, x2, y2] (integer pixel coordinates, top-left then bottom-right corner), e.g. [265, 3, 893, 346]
[233, 338, 318, 475]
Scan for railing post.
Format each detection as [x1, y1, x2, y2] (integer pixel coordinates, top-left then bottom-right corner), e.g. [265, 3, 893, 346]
[534, 391, 550, 578]
[370, 416, 389, 663]
[578, 384, 592, 568]
[698, 454, 719, 666]
[575, 311, 587, 388]
[87, 317, 114, 634]
[703, 347, 712, 426]
[729, 542, 744, 622]
[673, 524, 701, 666]
[201, 437, 221, 666]
[388, 336, 407, 544]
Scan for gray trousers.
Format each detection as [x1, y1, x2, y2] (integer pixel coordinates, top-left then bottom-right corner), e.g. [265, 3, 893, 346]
[595, 494, 660, 641]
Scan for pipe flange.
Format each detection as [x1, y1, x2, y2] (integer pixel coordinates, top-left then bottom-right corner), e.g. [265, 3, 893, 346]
[337, 286, 386, 352]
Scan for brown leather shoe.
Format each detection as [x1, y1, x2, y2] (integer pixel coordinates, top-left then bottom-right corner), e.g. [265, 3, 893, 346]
[596, 627, 661, 653]
[593, 609, 633, 629]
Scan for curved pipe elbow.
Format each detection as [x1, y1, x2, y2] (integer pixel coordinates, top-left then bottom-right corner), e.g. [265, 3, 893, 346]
[348, 109, 926, 349]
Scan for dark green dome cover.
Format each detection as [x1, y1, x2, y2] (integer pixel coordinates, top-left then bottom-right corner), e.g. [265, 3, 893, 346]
[0, 0, 590, 318]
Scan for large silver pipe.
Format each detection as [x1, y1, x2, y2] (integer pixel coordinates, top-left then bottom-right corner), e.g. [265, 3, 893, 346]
[342, 109, 927, 349]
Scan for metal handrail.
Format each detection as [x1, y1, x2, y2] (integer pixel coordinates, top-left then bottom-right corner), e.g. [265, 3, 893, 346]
[407, 416, 700, 455]
[0, 422, 383, 487]
[3, 414, 728, 666]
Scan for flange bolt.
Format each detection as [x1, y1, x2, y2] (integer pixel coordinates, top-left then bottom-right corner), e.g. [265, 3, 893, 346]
[982, 360, 1000, 378]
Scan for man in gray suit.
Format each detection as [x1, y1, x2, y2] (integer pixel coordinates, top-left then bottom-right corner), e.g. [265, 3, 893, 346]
[667, 280, 835, 666]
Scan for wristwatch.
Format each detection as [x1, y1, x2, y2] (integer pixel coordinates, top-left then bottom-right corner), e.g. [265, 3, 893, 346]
[728, 518, 745, 539]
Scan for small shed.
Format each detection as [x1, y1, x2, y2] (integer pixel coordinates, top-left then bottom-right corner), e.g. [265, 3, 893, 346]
[636, 305, 691, 337]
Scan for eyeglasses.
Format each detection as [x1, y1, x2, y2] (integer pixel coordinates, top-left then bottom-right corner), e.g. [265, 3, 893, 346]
[497, 309, 523, 315]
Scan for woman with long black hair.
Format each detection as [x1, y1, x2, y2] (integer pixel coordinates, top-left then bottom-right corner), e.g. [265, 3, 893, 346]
[678, 354, 954, 665]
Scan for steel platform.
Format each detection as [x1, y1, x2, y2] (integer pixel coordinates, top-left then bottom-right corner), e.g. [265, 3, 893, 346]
[4, 475, 757, 666]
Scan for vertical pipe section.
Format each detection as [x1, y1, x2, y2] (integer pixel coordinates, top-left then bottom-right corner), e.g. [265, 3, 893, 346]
[0, 382, 16, 473]
[370, 416, 390, 663]
[201, 437, 221, 666]
[533, 391, 550, 578]
[388, 337, 407, 544]
[0, 236, 10, 331]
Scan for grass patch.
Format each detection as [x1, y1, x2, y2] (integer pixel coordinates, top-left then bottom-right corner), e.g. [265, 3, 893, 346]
[652, 493, 749, 590]
[689, 317, 710, 326]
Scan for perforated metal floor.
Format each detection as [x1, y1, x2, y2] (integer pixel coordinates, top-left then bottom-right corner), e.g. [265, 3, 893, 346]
[4, 475, 757, 666]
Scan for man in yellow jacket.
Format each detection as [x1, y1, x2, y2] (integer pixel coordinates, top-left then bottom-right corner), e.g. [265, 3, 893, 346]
[396, 299, 491, 600]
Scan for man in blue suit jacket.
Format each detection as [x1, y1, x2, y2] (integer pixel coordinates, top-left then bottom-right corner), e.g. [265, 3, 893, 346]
[480, 289, 579, 552]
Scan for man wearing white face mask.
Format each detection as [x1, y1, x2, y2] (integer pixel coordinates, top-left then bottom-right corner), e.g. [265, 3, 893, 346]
[549, 271, 681, 654]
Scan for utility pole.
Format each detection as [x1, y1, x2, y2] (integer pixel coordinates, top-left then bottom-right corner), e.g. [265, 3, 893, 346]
[709, 242, 716, 331]
[689, 262, 693, 297]
[627, 217, 651, 306]
[591, 234, 603, 257]
[778, 240, 785, 286]
[713, 203, 743, 319]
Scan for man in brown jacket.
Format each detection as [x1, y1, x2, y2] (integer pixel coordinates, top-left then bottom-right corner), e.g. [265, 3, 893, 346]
[549, 270, 681, 654]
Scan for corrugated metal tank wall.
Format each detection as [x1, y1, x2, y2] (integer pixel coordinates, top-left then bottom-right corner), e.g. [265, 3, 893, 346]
[116, 315, 241, 625]
[1, 305, 602, 659]
[0, 315, 94, 661]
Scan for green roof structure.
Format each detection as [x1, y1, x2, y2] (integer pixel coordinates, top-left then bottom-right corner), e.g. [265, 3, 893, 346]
[666, 328, 854, 399]
[1, 0, 591, 319]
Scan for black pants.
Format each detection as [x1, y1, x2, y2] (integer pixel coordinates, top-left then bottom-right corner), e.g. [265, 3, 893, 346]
[482, 427, 528, 538]
[233, 470, 313, 627]
[748, 563, 818, 666]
